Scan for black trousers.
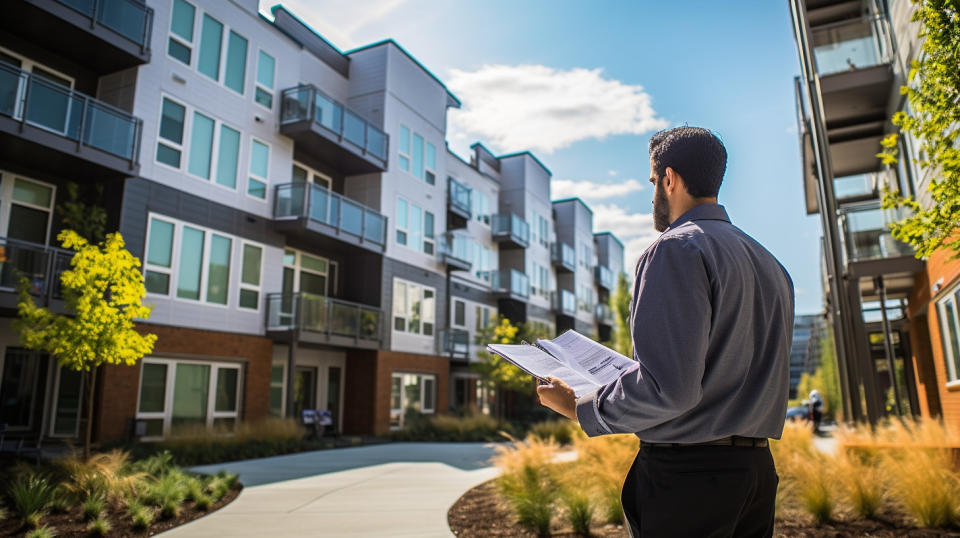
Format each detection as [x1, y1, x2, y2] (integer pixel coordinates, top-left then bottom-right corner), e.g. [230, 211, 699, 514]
[620, 444, 778, 538]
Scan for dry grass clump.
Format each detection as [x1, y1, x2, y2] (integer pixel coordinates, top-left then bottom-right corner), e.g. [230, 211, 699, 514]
[573, 432, 639, 524]
[491, 435, 560, 534]
[832, 448, 885, 518]
[790, 450, 835, 524]
[57, 449, 147, 503]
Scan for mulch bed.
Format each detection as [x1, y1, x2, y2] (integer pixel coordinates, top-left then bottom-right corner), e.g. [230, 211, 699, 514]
[0, 483, 242, 537]
[448, 479, 960, 537]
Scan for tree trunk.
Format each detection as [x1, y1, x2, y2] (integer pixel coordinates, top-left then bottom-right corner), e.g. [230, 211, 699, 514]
[84, 364, 98, 460]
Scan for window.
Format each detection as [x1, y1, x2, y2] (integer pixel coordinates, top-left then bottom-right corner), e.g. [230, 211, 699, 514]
[198, 14, 223, 81]
[216, 124, 240, 188]
[425, 142, 436, 185]
[168, 0, 195, 66]
[238, 243, 262, 310]
[157, 97, 186, 168]
[255, 50, 275, 108]
[473, 245, 494, 283]
[395, 198, 434, 254]
[224, 31, 247, 94]
[392, 279, 435, 336]
[472, 191, 490, 226]
[538, 215, 549, 248]
[136, 358, 242, 439]
[188, 111, 214, 178]
[937, 288, 960, 383]
[390, 372, 437, 428]
[454, 300, 466, 327]
[476, 306, 492, 331]
[398, 124, 410, 172]
[412, 133, 424, 180]
[282, 249, 334, 296]
[143, 214, 264, 309]
[577, 283, 594, 313]
[248, 139, 269, 199]
[0, 173, 56, 245]
[269, 363, 284, 417]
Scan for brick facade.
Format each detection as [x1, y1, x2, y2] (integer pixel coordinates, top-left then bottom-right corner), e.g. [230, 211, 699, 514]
[372, 350, 450, 435]
[93, 323, 274, 443]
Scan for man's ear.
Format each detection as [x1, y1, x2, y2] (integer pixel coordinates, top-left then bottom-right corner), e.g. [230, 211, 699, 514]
[664, 167, 678, 194]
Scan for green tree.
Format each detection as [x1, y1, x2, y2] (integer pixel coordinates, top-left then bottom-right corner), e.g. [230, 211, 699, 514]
[611, 272, 633, 358]
[15, 230, 157, 458]
[474, 316, 541, 394]
[797, 327, 843, 421]
[57, 182, 107, 244]
[878, 1, 960, 257]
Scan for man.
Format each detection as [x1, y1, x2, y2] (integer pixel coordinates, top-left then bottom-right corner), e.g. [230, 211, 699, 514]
[537, 127, 794, 537]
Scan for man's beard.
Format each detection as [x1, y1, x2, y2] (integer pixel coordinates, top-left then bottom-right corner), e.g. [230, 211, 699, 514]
[653, 182, 670, 232]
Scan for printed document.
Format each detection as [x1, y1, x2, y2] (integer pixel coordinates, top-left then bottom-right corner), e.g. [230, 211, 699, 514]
[486, 330, 634, 397]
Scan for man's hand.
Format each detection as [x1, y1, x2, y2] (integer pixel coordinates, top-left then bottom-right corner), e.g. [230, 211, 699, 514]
[537, 377, 577, 421]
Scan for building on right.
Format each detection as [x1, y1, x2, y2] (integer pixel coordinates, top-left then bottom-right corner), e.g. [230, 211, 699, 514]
[787, 0, 959, 423]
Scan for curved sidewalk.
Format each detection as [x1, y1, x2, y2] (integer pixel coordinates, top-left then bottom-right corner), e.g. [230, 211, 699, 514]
[160, 442, 501, 537]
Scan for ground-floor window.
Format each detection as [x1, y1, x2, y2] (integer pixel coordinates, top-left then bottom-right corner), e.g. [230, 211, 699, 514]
[269, 363, 284, 417]
[136, 358, 243, 439]
[936, 287, 960, 383]
[390, 372, 436, 429]
[0, 347, 45, 430]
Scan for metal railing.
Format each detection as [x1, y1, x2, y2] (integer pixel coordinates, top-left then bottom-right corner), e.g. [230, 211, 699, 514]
[274, 182, 387, 248]
[0, 60, 142, 166]
[447, 176, 471, 216]
[551, 242, 575, 268]
[491, 269, 529, 299]
[438, 233, 472, 267]
[595, 265, 614, 289]
[811, 15, 893, 76]
[596, 303, 615, 325]
[280, 84, 388, 165]
[0, 237, 73, 301]
[838, 202, 914, 263]
[266, 292, 382, 343]
[439, 328, 470, 358]
[56, 0, 154, 52]
[491, 214, 530, 245]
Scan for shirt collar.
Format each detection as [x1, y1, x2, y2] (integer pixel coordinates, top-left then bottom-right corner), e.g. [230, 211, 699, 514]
[667, 203, 730, 230]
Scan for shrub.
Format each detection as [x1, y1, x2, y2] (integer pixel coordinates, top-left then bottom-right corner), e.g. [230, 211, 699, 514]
[390, 412, 502, 442]
[154, 418, 304, 466]
[562, 492, 594, 536]
[834, 449, 885, 519]
[492, 436, 559, 534]
[195, 494, 213, 511]
[86, 516, 112, 536]
[8, 474, 54, 527]
[57, 450, 147, 502]
[161, 498, 181, 519]
[47, 487, 72, 514]
[529, 419, 577, 445]
[82, 494, 106, 521]
[25, 525, 56, 538]
[143, 470, 187, 507]
[885, 447, 960, 527]
[131, 506, 155, 529]
[790, 452, 834, 525]
[129, 450, 175, 477]
[573, 432, 638, 523]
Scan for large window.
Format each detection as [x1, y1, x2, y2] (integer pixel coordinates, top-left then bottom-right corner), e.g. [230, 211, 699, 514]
[197, 14, 223, 81]
[392, 279, 435, 337]
[144, 214, 264, 309]
[396, 123, 435, 184]
[168, 3, 248, 95]
[389, 372, 436, 429]
[248, 139, 269, 199]
[224, 30, 248, 94]
[395, 198, 434, 254]
[472, 191, 490, 226]
[0, 172, 55, 245]
[157, 97, 186, 168]
[157, 96, 242, 190]
[167, 0, 195, 66]
[255, 50, 276, 109]
[937, 287, 960, 383]
[136, 358, 242, 439]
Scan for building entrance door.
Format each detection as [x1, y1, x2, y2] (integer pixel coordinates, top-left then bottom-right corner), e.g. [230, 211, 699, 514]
[293, 366, 317, 418]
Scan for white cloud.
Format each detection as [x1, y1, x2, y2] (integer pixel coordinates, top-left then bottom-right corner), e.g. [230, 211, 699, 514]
[447, 64, 668, 154]
[608, 170, 618, 177]
[261, 0, 407, 49]
[552, 178, 645, 202]
[591, 204, 661, 271]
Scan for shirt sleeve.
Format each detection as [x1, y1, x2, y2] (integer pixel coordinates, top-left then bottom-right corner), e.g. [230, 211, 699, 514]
[576, 235, 712, 437]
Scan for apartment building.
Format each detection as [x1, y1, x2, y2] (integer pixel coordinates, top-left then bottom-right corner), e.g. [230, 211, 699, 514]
[789, 314, 827, 399]
[0, 0, 628, 444]
[788, 0, 945, 422]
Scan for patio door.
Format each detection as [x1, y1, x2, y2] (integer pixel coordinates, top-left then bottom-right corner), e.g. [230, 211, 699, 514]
[49, 366, 83, 438]
[0, 47, 75, 135]
[293, 366, 316, 417]
[0, 347, 47, 431]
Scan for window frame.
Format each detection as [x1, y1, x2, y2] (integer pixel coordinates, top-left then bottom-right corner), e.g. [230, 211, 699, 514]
[453, 299, 466, 328]
[254, 49, 276, 111]
[223, 29, 248, 96]
[0, 172, 57, 245]
[397, 123, 411, 173]
[157, 98, 242, 192]
[936, 287, 960, 383]
[391, 278, 436, 337]
[389, 372, 437, 430]
[156, 95, 188, 170]
[246, 137, 270, 201]
[166, 0, 196, 67]
[395, 197, 434, 255]
[238, 241, 263, 312]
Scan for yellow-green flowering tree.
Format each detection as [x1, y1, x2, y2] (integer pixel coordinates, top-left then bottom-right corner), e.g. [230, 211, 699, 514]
[15, 230, 157, 458]
[612, 272, 633, 359]
[474, 316, 530, 393]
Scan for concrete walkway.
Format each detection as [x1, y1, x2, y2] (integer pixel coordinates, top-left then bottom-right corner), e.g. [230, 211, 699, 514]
[160, 443, 502, 537]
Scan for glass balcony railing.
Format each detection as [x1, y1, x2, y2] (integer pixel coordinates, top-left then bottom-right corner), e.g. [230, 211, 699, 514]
[447, 177, 471, 216]
[839, 202, 914, 263]
[834, 170, 897, 201]
[596, 303, 615, 325]
[280, 85, 388, 164]
[555, 289, 576, 315]
[439, 329, 470, 358]
[491, 214, 530, 246]
[595, 265, 614, 290]
[56, 0, 154, 49]
[491, 269, 529, 299]
[0, 237, 73, 300]
[266, 292, 382, 342]
[0, 60, 142, 163]
[811, 15, 893, 76]
[438, 233, 472, 267]
[274, 182, 387, 248]
[551, 242, 576, 270]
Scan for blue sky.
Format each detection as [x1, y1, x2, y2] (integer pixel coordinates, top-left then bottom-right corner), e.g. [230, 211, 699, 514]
[265, 0, 824, 314]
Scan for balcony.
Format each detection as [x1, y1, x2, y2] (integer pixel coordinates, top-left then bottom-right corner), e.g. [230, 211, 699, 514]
[0, 237, 73, 312]
[551, 242, 575, 273]
[491, 269, 529, 301]
[491, 214, 530, 249]
[438, 233, 472, 272]
[552, 289, 576, 317]
[0, 61, 142, 178]
[447, 177, 472, 229]
[280, 85, 388, 174]
[596, 303, 615, 326]
[595, 265, 614, 291]
[274, 182, 387, 254]
[439, 328, 470, 360]
[2, 0, 152, 73]
[265, 293, 382, 349]
[838, 202, 923, 278]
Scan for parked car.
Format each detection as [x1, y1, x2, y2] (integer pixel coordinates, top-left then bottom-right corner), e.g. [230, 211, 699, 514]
[785, 405, 809, 422]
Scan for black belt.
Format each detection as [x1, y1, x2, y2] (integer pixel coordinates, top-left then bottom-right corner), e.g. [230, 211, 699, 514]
[642, 436, 768, 448]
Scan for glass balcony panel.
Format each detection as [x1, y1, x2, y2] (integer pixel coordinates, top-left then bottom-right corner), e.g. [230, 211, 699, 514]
[561, 290, 576, 314]
[364, 213, 385, 245]
[367, 128, 386, 160]
[448, 178, 471, 213]
[342, 110, 365, 148]
[0, 63, 23, 117]
[812, 18, 887, 76]
[563, 244, 575, 266]
[510, 269, 529, 298]
[26, 78, 83, 139]
[512, 215, 530, 243]
[97, 0, 150, 45]
[300, 293, 329, 332]
[834, 173, 877, 200]
[841, 204, 914, 262]
[59, 0, 95, 15]
[308, 184, 333, 225]
[359, 308, 380, 339]
[330, 301, 359, 336]
[313, 91, 342, 133]
[281, 87, 310, 123]
[84, 101, 137, 159]
[340, 199, 364, 236]
[274, 183, 304, 218]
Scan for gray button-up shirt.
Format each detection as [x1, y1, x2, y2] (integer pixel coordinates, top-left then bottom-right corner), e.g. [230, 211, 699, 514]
[576, 203, 794, 442]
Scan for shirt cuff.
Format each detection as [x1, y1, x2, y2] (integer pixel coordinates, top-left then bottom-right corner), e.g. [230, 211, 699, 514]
[576, 390, 613, 437]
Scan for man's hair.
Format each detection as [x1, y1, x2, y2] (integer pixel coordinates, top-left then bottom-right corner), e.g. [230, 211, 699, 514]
[648, 127, 727, 198]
